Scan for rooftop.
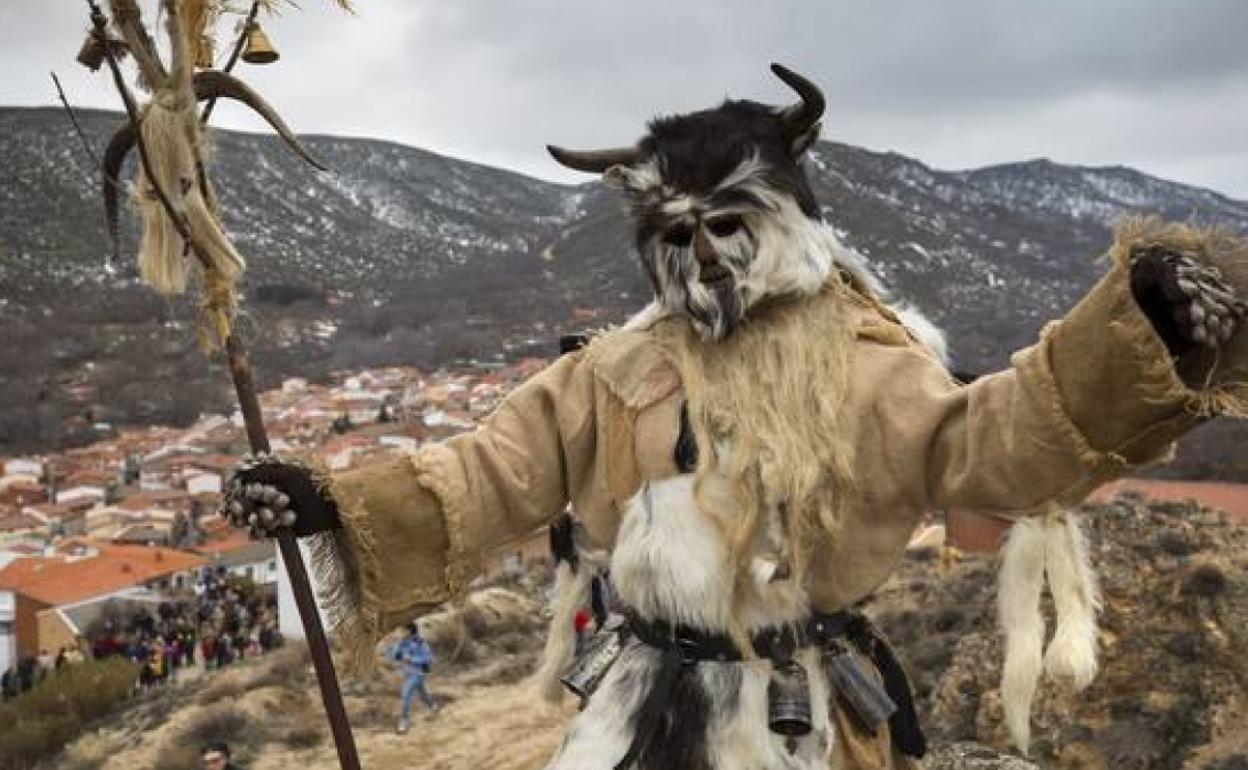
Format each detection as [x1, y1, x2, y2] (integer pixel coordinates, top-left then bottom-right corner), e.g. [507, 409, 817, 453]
[0, 539, 205, 606]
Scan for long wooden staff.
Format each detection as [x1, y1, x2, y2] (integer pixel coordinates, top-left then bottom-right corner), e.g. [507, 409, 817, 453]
[82, 3, 361, 767]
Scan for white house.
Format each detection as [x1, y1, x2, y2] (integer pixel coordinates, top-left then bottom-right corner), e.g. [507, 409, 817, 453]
[56, 485, 107, 506]
[185, 473, 222, 496]
[378, 435, 419, 453]
[277, 540, 328, 642]
[196, 540, 280, 586]
[282, 378, 308, 395]
[3, 459, 42, 478]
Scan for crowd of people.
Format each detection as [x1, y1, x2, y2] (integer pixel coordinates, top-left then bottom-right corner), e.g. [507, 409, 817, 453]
[1, 566, 283, 700]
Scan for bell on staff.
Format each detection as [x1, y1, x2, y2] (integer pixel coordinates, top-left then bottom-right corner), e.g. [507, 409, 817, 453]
[195, 35, 215, 69]
[76, 32, 106, 71]
[242, 22, 279, 65]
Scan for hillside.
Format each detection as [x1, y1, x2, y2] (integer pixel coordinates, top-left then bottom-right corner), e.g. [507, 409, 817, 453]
[2, 106, 1247, 475]
[44, 495, 1248, 770]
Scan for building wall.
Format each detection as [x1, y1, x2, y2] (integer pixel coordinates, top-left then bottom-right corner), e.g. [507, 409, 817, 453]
[0, 590, 14, 674]
[227, 555, 280, 586]
[14, 593, 50, 658]
[277, 539, 328, 641]
[35, 608, 76, 655]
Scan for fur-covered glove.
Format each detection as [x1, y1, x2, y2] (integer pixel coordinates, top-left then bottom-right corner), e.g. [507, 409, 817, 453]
[219, 453, 342, 538]
[1129, 243, 1248, 357]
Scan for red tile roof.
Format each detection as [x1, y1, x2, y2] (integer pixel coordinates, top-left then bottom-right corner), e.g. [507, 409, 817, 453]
[0, 539, 205, 606]
[0, 513, 42, 532]
[192, 529, 253, 556]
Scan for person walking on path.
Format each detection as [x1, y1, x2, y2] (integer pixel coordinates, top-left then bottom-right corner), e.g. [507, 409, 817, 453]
[388, 622, 438, 734]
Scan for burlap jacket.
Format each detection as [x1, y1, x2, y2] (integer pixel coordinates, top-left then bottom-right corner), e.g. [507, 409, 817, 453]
[322, 222, 1246, 662]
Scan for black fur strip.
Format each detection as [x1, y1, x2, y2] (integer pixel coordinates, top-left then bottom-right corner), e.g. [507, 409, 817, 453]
[674, 402, 699, 473]
[630, 660, 714, 770]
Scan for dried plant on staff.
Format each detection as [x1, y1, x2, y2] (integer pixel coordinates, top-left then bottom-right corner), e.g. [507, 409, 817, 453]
[88, 0, 327, 351]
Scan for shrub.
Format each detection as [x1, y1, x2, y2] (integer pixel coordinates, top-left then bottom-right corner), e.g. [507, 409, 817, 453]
[0, 713, 81, 769]
[282, 724, 324, 749]
[0, 658, 138, 770]
[194, 675, 245, 707]
[177, 703, 250, 749]
[152, 702, 257, 770]
[16, 657, 138, 723]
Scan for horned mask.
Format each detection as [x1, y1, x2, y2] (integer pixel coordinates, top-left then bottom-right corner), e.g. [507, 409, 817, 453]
[549, 64, 832, 340]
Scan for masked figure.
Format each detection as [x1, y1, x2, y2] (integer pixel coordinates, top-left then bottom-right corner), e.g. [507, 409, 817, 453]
[223, 65, 1248, 770]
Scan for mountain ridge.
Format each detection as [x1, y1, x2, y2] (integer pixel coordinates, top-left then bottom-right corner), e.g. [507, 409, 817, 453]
[2, 105, 1246, 477]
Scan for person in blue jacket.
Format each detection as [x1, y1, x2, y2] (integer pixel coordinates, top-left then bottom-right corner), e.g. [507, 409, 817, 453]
[389, 621, 438, 733]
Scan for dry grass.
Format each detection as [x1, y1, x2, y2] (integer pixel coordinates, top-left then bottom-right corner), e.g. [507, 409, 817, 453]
[194, 673, 246, 706]
[280, 724, 325, 750]
[152, 703, 254, 770]
[57, 729, 130, 770]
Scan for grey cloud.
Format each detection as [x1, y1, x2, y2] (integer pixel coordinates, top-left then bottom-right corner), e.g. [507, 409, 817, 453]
[3, 0, 1246, 197]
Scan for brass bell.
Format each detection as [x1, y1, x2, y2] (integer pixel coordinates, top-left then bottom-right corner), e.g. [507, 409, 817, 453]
[194, 35, 214, 69]
[76, 32, 106, 71]
[242, 22, 279, 65]
[767, 661, 813, 737]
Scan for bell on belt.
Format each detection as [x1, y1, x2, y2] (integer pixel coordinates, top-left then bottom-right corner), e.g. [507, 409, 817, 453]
[767, 661, 813, 737]
[560, 616, 625, 700]
[823, 646, 897, 733]
[194, 35, 214, 69]
[242, 22, 279, 65]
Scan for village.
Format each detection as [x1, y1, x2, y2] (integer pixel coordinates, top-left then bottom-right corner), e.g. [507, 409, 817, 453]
[0, 356, 557, 682]
[5, 348, 1248, 688]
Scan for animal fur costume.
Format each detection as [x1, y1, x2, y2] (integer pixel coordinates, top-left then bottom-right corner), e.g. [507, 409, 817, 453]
[241, 68, 1248, 769]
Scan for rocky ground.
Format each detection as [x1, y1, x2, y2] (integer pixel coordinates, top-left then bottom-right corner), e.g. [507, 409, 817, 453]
[50, 494, 1248, 770]
[871, 493, 1248, 770]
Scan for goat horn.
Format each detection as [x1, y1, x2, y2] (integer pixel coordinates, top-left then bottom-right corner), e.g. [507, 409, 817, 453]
[191, 70, 328, 172]
[102, 120, 138, 260]
[771, 63, 825, 137]
[101, 70, 328, 248]
[546, 144, 644, 174]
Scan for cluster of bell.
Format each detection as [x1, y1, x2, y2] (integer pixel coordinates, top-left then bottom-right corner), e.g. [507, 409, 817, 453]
[77, 20, 278, 72]
[196, 21, 279, 68]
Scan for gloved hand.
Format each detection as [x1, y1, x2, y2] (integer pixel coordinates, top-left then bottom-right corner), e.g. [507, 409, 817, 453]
[1130, 243, 1247, 358]
[219, 452, 341, 538]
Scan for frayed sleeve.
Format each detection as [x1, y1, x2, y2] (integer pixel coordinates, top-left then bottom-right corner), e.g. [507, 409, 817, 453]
[853, 221, 1248, 521]
[314, 352, 602, 668]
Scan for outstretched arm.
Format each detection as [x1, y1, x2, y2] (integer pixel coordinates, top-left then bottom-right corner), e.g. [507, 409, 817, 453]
[222, 350, 612, 668]
[853, 218, 1248, 520]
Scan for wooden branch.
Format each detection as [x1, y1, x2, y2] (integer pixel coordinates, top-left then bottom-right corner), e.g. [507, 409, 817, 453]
[105, 0, 167, 89]
[51, 71, 102, 173]
[81, 6, 362, 767]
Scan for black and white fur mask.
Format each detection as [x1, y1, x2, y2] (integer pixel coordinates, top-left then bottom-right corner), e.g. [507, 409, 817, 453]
[549, 64, 854, 341]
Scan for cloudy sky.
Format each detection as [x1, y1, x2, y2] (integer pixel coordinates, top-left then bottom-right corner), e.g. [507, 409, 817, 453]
[5, 1, 1247, 198]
